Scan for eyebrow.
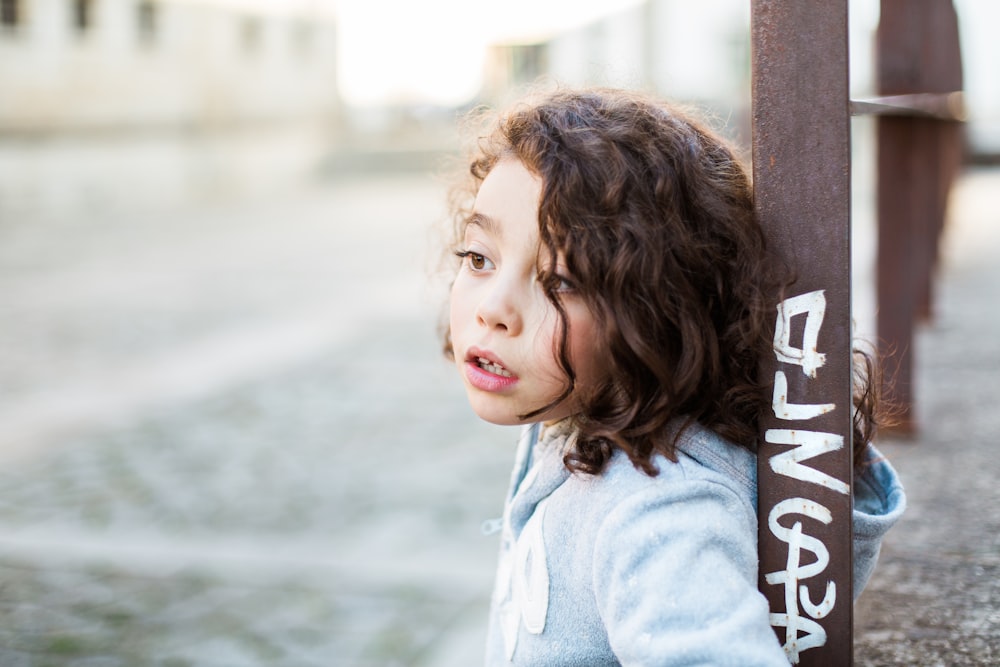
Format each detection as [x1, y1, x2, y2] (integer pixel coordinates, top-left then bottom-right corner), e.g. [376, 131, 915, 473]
[466, 212, 502, 239]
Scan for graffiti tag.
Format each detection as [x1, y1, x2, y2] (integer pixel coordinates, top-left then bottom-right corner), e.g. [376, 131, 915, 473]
[764, 290, 849, 664]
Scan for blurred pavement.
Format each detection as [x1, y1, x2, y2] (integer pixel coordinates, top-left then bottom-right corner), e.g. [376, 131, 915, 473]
[0, 169, 515, 666]
[0, 159, 997, 665]
[853, 167, 1000, 666]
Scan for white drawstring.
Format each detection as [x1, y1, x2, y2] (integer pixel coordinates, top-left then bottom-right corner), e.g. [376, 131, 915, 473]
[480, 517, 503, 536]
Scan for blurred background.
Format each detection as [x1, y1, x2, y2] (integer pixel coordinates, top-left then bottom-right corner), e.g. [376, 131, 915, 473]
[0, 0, 997, 665]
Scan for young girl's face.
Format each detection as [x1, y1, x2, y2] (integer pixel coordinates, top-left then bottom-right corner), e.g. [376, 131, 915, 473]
[449, 159, 602, 426]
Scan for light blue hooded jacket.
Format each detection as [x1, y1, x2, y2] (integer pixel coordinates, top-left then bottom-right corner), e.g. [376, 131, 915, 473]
[484, 420, 906, 666]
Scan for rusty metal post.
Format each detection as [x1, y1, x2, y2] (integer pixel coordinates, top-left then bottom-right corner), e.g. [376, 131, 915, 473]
[752, 1, 854, 664]
[875, 0, 964, 433]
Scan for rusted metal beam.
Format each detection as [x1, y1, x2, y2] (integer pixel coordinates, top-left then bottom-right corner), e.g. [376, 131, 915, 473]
[751, 1, 854, 664]
[875, 0, 963, 433]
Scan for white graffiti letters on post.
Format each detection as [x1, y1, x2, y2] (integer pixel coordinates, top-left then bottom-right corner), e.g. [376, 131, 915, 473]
[772, 370, 835, 420]
[765, 289, 848, 663]
[773, 290, 828, 378]
[765, 429, 850, 496]
[765, 499, 837, 664]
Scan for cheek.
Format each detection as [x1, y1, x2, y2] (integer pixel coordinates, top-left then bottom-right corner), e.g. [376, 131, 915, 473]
[565, 311, 605, 387]
[531, 305, 569, 370]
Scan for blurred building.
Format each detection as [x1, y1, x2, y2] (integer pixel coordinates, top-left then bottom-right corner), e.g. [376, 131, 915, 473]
[0, 0, 340, 133]
[482, 0, 999, 159]
[481, 0, 752, 145]
[0, 0, 343, 208]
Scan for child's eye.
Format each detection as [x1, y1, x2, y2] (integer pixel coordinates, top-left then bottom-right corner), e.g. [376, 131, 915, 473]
[554, 275, 576, 293]
[541, 270, 576, 293]
[456, 250, 494, 272]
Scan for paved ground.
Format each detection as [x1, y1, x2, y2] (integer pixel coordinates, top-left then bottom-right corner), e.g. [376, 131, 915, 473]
[0, 161, 514, 666]
[0, 136, 997, 665]
[853, 167, 1000, 666]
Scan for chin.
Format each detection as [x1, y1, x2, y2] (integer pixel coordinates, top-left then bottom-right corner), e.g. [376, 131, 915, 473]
[464, 398, 527, 426]
[469, 407, 527, 427]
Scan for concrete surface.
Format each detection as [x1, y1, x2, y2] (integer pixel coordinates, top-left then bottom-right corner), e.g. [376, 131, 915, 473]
[853, 167, 1000, 666]
[0, 166, 513, 666]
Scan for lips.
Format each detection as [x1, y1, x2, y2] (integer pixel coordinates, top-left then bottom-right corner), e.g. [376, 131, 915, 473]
[464, 348, 518, 392]
[475, 356, 513, 377]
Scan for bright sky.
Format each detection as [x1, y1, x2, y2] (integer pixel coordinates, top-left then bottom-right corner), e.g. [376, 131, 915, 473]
[199, 0, 643, 106]
[333, 0, 644, 107]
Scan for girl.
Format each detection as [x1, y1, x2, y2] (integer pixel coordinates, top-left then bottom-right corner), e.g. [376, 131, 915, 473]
[444, 88, 905, 665]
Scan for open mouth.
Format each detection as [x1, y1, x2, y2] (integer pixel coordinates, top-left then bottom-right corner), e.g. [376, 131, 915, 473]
[476, 357, 513, 378]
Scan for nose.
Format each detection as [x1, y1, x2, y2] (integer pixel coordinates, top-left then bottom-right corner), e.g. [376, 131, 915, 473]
[475, 277, 523, 336]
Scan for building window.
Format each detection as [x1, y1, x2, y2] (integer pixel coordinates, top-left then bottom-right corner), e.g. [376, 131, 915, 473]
[293, 21, 313, 57]
[74, 0, 93, 31]
[510, 43, 547, 85]
[241, 17, 260, 54]
[1, 0, 20, 27]
[137, 0, 156, 44]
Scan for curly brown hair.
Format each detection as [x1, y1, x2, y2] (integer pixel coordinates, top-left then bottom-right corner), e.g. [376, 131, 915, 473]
[445, 87, 880, 475]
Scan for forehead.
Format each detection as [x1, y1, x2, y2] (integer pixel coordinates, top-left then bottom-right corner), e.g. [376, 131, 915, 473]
[469, 159, 543, 244]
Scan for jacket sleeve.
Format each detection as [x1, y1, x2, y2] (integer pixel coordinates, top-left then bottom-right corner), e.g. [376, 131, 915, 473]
[592, 480, 790, 667]
[852, 443, 906, 599]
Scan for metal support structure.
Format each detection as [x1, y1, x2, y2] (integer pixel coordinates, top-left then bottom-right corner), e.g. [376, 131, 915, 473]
[751, 1, 854, 664]
[873, 0, 963, 433]
[851, 92, 965, 121]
